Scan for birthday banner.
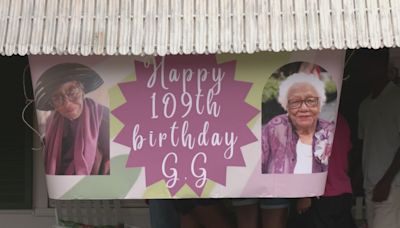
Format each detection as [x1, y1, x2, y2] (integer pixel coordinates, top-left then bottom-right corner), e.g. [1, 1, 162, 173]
[29, 51, 344, 199]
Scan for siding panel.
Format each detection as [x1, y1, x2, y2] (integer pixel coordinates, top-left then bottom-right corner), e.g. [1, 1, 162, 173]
[1, 0, 400, 55]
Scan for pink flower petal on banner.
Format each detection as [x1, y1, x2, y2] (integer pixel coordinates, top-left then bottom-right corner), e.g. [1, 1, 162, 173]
[112, 55, 259, 197]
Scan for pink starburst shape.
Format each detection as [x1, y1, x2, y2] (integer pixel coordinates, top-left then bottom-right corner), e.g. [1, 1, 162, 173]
[112, 55, 258, 196]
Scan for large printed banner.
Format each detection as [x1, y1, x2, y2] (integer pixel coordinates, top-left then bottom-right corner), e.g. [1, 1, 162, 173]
[29, 51, 345, 199]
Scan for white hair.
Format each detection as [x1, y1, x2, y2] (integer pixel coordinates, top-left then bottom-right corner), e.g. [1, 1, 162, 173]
[277, 73, 326, 110]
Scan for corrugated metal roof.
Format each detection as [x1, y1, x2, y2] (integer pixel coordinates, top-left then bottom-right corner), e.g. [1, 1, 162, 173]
[0, 0, 399, 56]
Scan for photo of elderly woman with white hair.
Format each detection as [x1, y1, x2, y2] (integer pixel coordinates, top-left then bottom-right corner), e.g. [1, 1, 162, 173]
[261, 62, 336, 174]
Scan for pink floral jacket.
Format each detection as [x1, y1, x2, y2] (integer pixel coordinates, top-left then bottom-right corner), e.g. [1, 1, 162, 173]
[261, 114, 334, 174]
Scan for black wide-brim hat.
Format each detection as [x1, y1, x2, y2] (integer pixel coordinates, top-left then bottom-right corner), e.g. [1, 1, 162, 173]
[35, 63, 104, 111]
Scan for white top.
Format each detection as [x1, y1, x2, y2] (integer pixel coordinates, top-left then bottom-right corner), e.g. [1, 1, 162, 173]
[358, 82, 400, 190]
[294, 141, 313, 174]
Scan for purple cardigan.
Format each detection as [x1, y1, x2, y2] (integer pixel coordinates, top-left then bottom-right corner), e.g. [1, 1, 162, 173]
[261, 114, 334, 174]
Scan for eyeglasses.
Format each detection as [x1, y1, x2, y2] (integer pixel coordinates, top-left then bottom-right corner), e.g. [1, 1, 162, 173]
[287, 97, 319, 109]
[51, 84, 83, 108]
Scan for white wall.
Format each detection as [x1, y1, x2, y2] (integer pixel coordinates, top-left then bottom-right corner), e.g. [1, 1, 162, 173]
[0, 212, 55, 228]
[0, 141, 151, 228]
[0, 208, 151, 228]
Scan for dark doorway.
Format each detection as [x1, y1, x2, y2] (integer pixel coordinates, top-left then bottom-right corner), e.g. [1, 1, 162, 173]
[0, 56, 33, 209]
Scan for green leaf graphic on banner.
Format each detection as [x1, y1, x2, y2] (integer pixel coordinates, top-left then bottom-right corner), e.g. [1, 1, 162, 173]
[61, 155, 141, 199]
[218, 52, 290, 127]
[110, 78, 135, 138]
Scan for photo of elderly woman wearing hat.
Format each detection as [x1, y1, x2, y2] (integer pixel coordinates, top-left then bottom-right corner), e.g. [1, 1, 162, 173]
[35, 63, 110, 175]
[261, 62, 336, 174]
